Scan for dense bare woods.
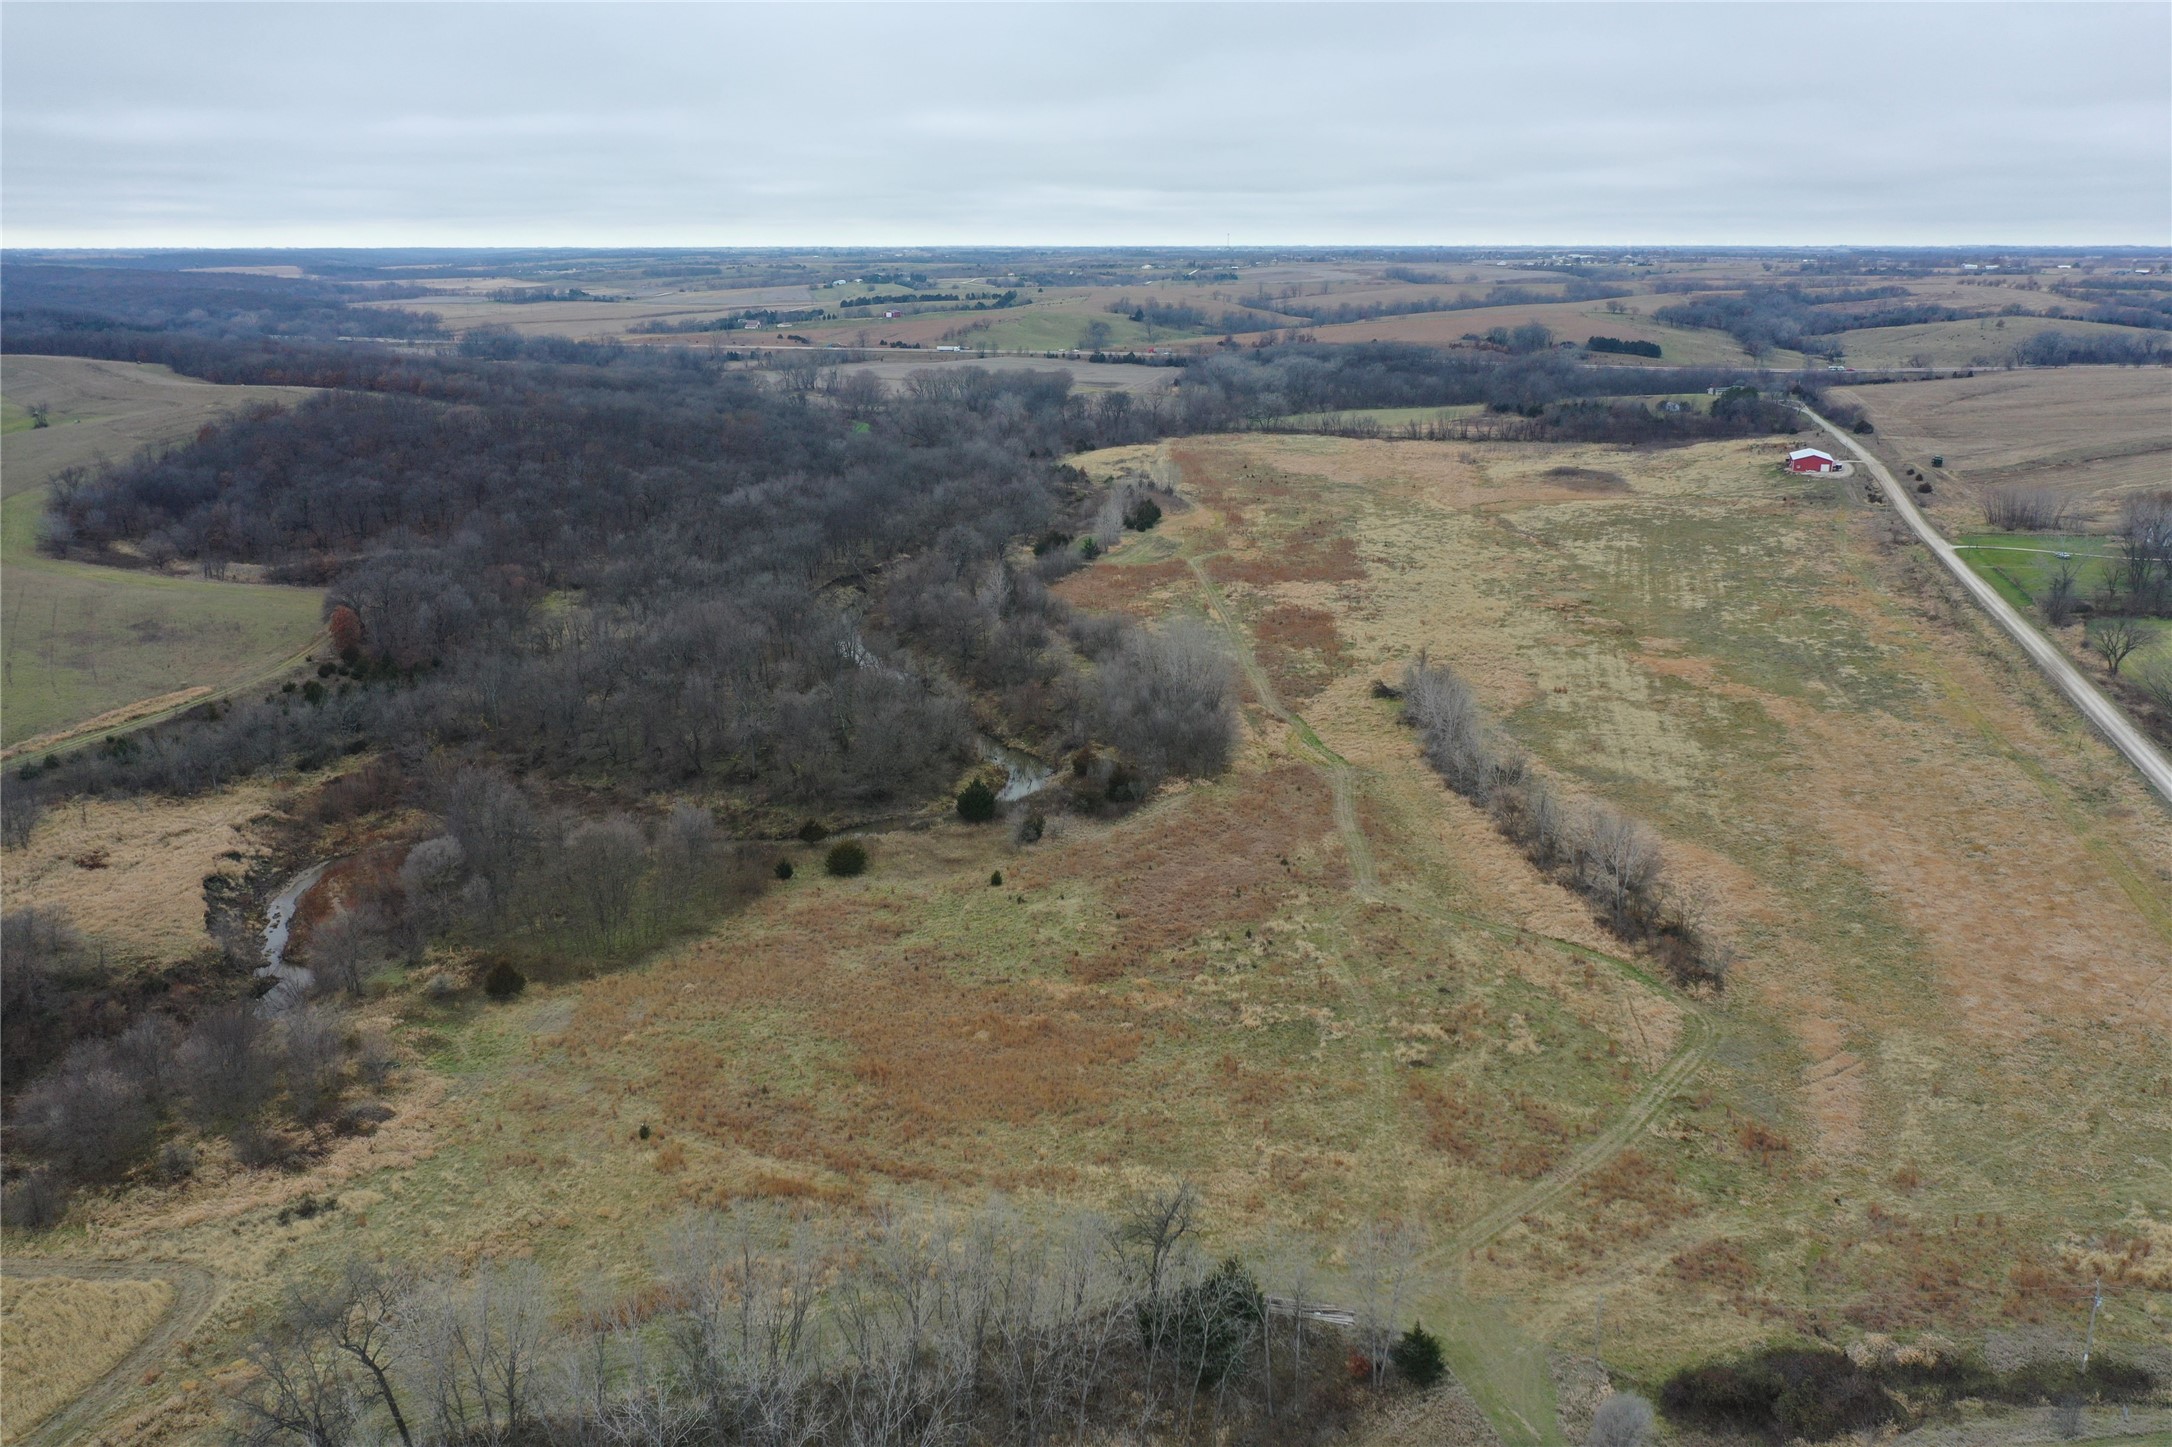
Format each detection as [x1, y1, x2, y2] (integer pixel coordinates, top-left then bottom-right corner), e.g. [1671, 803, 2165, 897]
[228, 1193, 1415, 1447]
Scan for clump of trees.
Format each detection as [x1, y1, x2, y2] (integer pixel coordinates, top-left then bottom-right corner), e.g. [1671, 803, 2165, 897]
[3, 979, 382, 1229]
[224, 1188, 1445, 1447]
[1094, 621, 1239, 785]
[2012, 329, 2169, 366]
[1585, 336, 1662, 358]
[1659, 1341, 2155, 1442]
[1654, 283, 1969, 361]
[1400, 657, 1721, 987]
[1981, 486, 2074, 532]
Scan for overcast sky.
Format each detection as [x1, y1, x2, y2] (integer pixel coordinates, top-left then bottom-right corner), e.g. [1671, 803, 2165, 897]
[3, 2, 2166, 248]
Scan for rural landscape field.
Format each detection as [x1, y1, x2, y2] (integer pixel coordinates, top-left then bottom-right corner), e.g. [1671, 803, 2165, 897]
[2, 239, 2169, 1447]
[3, 1, 2170, 1443]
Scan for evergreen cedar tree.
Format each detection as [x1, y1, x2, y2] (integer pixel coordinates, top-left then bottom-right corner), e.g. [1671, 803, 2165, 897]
[1389, 1324, 1446, 1388]
[955, 779, 997, 822]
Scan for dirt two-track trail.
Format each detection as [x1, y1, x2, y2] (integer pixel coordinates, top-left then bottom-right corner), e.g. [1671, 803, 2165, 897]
[2, 1258, 221, 1447]
[1184, 535, 1711, 1447]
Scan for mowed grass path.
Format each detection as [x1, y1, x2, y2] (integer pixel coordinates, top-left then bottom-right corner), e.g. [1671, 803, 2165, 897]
[0, 357, 324, 750]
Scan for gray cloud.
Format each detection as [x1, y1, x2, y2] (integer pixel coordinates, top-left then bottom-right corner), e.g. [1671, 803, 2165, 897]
[3, 2, 2166, 245]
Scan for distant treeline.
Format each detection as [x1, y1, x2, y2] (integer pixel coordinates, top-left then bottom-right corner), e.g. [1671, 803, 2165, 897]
[630, 309, 831, 333]
[1156, 281, 1636, 335]
[484, 286, 608, 303]
[2045, 278, 2172, 330]
[839, 291, 1016, 308]
[1654, 284, 1972, 359]
[1584, 335, 1662, 357]
[2012, 328, 2171, 365]
[1, 262, 445, 342]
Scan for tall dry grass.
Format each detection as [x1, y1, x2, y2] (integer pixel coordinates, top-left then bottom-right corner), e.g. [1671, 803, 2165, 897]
[0, 1275, 173, 1440]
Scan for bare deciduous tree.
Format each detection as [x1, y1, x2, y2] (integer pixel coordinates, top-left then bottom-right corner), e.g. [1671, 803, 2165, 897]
[283, 1004, 347, 1122]
[180, 1002, 277, 1125]
[1982, 486, 2073, 532]
[1095, 622, 1237, 782]
[407, 1258, 551, 1447]
[2090, 617, 2143, 677]
[308, 908, 387, 997]
[562, 816, 649, 940]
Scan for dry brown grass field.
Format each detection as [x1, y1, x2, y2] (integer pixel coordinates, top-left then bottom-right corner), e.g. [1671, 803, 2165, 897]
[3, 780, 281, 963]
[1, 1274, 174, 1441]
[12, 424, 2170, 1446]
[1835, 368, 2172, 518]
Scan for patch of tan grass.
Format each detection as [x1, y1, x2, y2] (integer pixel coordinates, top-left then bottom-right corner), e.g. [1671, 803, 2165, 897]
[0, 780, 279, 961]
[0, 1275, 173, 1441]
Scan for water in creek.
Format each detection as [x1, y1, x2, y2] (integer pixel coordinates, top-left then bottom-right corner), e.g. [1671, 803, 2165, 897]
[980, 736, 1054, 803]
[256, 858, 331, 1012]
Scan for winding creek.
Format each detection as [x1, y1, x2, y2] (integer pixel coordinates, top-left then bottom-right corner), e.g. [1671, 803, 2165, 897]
[255, 859, 330, 1013]
[252, 746, 1048, 1016]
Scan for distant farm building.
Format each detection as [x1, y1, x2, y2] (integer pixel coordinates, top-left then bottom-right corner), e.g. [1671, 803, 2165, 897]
[1787, 448, 1839, 474]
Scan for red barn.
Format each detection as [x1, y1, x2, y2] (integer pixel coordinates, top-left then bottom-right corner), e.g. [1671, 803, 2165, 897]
[1786, 448, 1839, 474]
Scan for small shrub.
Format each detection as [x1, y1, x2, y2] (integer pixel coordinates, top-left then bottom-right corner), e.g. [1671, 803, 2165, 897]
[797, 819, 829, 844]
[482, 957, 527, 999]
[1013, 811, 1045, 846]
[1389, 1323, 1446, 1389]
[230, 1121, 284, 1168]
[1079, 536, 1101, 561]
[1, 1169, 68, 1231]
[1587, 1392, 1655, 1447]
[774, 857, 794, 881]
[158, 1141, 198, 1183]
[1661, 1347, 1901, 1441]
[989, 870, 1003, 887]
[1123, 497, 1163, 531]
[1852, 418, 1874, 434]
[825, 840, 868, 877]
[955, 779, 997, 823]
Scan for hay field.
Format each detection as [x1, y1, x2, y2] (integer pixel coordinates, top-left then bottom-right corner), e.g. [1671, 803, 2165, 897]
[0, 357, 324, 750]
[1835, 368, 2172, 516]
[0, 1274, 174, 1442]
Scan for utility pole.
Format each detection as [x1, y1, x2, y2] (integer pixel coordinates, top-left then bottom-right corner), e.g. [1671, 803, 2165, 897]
[2082, 1279, 2103, 1372]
